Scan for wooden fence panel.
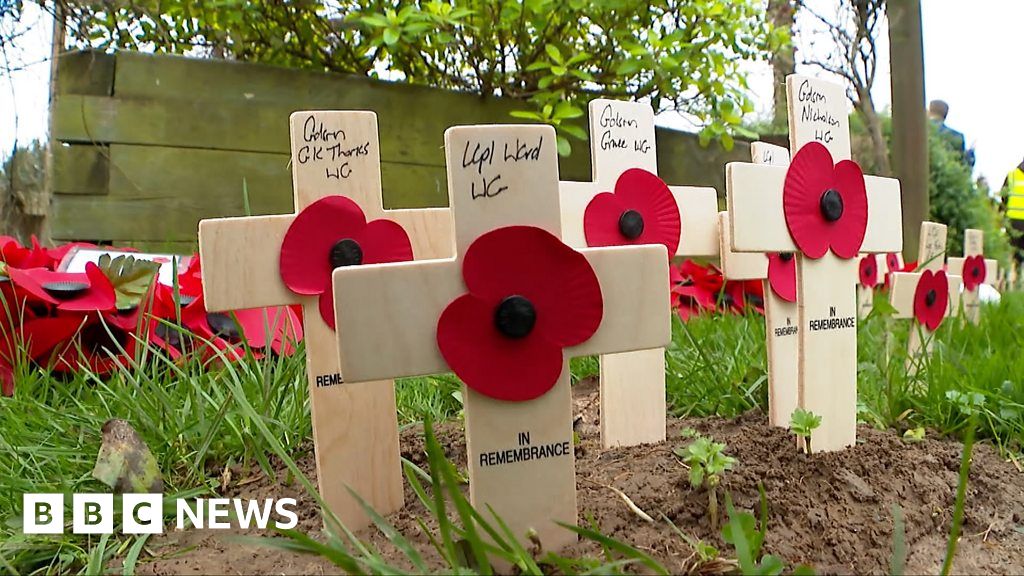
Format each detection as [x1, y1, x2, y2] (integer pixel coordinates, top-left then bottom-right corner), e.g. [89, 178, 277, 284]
[51, 51, 748, 248]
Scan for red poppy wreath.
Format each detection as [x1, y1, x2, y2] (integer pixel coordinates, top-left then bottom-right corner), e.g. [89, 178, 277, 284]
[767, 253, 797, 302]
[913, 270, 949, 331]
[962, 255, 986, 292]
[436, 226, 603, 402]
[6, 263, 116, 312]
[859, 254, 878, 288]
[583, 168, 681, 257]
[783, 142, 868, 260]
[279, 196, 413, 329]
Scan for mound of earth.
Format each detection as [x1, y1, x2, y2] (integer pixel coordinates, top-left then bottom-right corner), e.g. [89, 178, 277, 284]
[131, 380, 1024, 575]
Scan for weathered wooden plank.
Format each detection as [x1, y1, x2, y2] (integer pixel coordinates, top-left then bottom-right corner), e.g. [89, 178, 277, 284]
[51, 144, 450, 242]
[53, 145, 108, 195]
[56, 51, 115, 96]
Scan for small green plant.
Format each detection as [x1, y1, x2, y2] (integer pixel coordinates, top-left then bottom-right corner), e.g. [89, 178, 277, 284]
[676, 435, 735, 529]
[790, 408, 822, 455]
[722, 486, 815, 575]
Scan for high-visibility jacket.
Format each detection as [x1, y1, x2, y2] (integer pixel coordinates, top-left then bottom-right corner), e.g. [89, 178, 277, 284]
[1008, 167, 1024, 221]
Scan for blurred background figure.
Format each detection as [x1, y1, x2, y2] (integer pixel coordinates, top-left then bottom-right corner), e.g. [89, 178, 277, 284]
[929, 99, 975, 168]
[1002, 156, 1024, 268]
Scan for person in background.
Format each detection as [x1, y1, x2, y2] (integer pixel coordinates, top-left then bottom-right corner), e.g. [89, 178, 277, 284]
[929, 99, 974, 167]
[1003, 156, 1024, 266]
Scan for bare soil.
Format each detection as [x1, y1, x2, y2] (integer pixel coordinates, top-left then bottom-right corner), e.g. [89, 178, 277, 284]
[133, 379, 1024, 575]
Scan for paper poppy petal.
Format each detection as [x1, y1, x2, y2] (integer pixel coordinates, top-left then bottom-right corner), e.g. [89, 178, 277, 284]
[5, 267, 62, 304]
[784, 142, 835, 259]
[913, 270, 949, 331]
[353, 219, 415, 265]
[280, 196, 368, 295]
[859, 255, 878, 288]
[318, 291, 336, 330]
[583, 192, 630, 247]
[462, 226, 602, 347]
[437, 294, 564, 401]
[767, 254, 797, 302]
[829, 160, 869, 259]
[963, 255, 985, 291]
[59, 263, 116, 312]
[887, 253, 901, 273]
[613, 168, 682, 255]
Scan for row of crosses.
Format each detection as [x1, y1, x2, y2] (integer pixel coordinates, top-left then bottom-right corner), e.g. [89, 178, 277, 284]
[197, 75, 999, 552]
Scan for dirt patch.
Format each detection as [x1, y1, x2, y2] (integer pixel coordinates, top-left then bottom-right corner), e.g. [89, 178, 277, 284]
[134, 380, 1024, 575]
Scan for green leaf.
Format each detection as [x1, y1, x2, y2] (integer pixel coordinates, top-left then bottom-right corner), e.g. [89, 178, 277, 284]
[544, 44, 563, 64]
[556, 135, 571, 157]
[383, 27, 400, 45]
[92, 419, 164, 493]
[97, 254, 160, 311]
[553, 101, 583, 120]
[559, 123, 588, 141]
[615, 59, 642, 76]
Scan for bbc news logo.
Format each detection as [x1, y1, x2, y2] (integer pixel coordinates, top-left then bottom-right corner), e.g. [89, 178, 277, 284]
[23, 494, 299, 535]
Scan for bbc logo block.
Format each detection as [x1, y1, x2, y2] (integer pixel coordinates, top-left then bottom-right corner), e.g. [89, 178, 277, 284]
[23, 493, 163, 535]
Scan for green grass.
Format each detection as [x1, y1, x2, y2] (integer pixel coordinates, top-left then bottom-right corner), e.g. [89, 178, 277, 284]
[0, 292, 1021, 573]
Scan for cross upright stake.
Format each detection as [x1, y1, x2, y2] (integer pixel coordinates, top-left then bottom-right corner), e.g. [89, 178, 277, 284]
[889, 221, 962, 364]
[559, 99, 718, 447]
[726, 75, 904, 452]
[330, 124, 670, 551]
[719, 141, 799, 427]
[947, 228, 998, 324]
[198, 111, 453, 529]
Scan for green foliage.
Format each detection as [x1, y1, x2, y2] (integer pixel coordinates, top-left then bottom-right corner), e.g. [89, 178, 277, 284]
[62, 0, 783, 153]
[927, 124, 1012, 262]
[677, 435, 735, 490]
[96, 254, 161, 311]
[720, 487, 811, 576]
[789, 407, 822, 453]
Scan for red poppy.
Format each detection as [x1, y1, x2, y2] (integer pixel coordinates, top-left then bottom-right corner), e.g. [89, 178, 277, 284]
[962, 255, 986, 291]
[1, 236, 52, 270]
[886, 253, 901, 273]
[279, 196, 413, 329]
[723, 279, 764, 314]
[6, 263, 115, 312]
[767, 253, 797, 302]
[583, 168, 681, 258]
[783, 142, 868, 260]
[859, 255, 878, 288]
[913, 270, 949, 331]
[672, 260, 722, 318]
[436, 226, 602, 401]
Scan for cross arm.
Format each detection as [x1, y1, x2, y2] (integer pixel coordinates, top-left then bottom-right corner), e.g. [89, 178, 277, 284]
[198, 215, 301, 311]
[948, 257, 999, 281]
[726, 162, 795, 253]
[569, 244, 670, 356]
[889, 272, 963, 319]
[331, 244, 670, 384]
[382, 208, 455, 260]
[861, 176, 903, 253]
[670, 185, 719, 257]
[718, 212, 768, 280]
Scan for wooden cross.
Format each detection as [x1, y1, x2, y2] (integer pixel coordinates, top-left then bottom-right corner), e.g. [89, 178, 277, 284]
[559, 99, 718, 447]
[947, 229, 998, 323]
[719, 141, 799, 428]
[329, 124, 670, 551]
[197, 111, 453, 528]
[726, 75, 903, 452]
[889, 221, 961, 362]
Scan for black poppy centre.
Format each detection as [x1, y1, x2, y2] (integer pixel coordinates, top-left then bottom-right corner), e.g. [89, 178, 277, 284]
[819, 189, 844, 222]
[618, 209, 645, 240]
[330, 238, 364, 268]
[779, 252, 794, 262]
[925, 289, 937, 307]
[494, 295, 537, 339]
[42, 281, 90, 300]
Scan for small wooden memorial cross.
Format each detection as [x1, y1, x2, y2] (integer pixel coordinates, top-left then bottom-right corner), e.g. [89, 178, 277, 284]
[719, 141, 799, 427]
[726, 75, 903, 452]
[330, 124, 670, 551]
[889, 222, 962, 362]
[947, 229, 998, 324]
[198, 111, 453, 528]
[559, 99, 718, 447]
